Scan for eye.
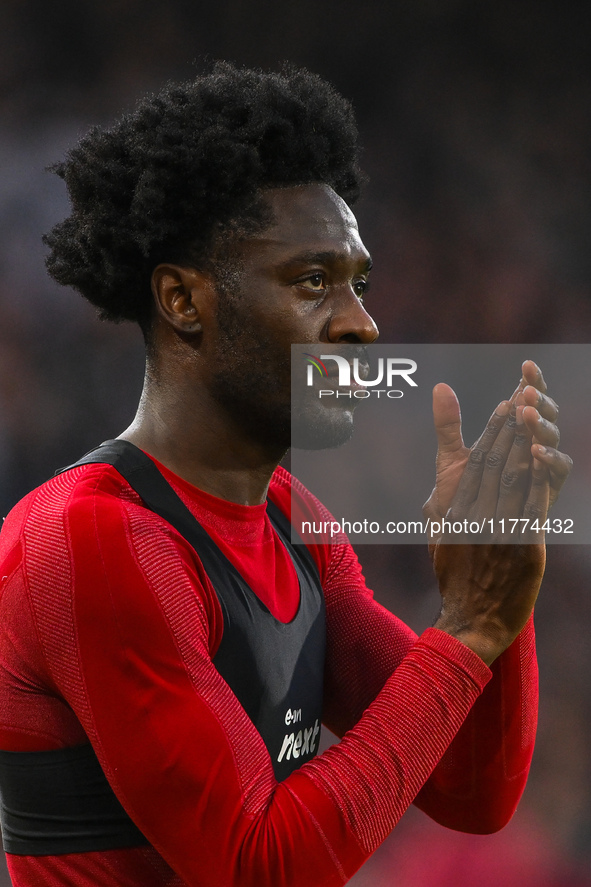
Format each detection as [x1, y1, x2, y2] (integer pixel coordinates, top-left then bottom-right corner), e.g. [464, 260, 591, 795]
[300, 272, 326, 292]
[353, 278, 370, 301]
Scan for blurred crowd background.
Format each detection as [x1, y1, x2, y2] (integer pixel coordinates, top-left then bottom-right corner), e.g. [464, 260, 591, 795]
[1, 0, 590, 884]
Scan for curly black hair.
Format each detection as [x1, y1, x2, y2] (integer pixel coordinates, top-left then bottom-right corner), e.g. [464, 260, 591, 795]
[44, 62, 364, 330]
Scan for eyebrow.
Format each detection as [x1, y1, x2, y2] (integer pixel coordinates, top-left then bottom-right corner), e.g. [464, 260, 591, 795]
[276, 250, 373, 272]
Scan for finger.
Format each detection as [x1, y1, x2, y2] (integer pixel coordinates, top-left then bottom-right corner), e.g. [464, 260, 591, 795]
[523, 385, 559, 423]
[521, 360, 547, 395]
[522, 406, 560, 448]
[476, 395, 524, 510]
[507, 377, 527, 405]
[521, 461, 550, 543]
[532, 444, 573, 510]
[432, 383, 464, 456]
[496, 405, 534, 518]
[452, 400, 510, 510]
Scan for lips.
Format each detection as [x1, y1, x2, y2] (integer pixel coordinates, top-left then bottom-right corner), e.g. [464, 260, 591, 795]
[300, 346, 372, 397]
[324, 359, 370, 385]
[321, 366, 368, 393]
[352, 360, 370, 383]
[311, 347, 370, 382]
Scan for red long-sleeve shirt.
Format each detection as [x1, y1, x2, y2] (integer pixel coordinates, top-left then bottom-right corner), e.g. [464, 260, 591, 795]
[0, 459, 538, 886]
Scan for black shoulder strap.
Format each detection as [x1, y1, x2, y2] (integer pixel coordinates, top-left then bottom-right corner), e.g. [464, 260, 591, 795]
[57, 439, 319, 580]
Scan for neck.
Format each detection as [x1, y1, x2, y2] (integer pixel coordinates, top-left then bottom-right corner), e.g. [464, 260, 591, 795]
[119, 364, 286, 506]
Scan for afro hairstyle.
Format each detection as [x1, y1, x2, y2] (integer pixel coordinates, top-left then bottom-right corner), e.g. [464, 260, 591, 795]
[43, 61, 364, 330]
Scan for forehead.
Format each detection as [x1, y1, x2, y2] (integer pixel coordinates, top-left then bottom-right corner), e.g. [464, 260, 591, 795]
[241, 183, 368, 263]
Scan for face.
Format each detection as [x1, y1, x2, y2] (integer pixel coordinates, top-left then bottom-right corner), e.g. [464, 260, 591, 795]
[204, 183, 379, 453]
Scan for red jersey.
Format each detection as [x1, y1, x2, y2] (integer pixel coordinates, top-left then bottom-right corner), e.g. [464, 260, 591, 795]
[0, 459, 538, 886]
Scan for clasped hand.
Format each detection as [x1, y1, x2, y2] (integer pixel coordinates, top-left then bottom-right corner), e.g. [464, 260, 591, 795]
[423, 360, 572, 665]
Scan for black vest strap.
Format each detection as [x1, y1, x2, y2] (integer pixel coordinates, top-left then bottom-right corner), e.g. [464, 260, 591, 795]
[61, 439, 320, 584]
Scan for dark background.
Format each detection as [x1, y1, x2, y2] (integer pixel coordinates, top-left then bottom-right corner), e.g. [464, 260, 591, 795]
[1, 1, 590, 884]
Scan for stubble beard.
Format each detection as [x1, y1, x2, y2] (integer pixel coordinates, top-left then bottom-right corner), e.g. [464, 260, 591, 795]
[208, 291, 356, 454]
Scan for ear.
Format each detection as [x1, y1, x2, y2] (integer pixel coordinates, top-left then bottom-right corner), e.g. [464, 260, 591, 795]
[151, 264, 216, 334]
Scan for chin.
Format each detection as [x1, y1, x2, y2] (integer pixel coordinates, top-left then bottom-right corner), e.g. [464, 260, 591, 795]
[291, 408, 355, 451]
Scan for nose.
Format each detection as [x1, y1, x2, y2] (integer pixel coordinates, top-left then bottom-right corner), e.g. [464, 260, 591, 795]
[326, 289, 379, 344]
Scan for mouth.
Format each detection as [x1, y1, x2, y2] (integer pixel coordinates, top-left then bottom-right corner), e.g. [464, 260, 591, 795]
[322, 358, 370, 389]
[321, 371, 366, 390]
[307, 347, 370, 382]
[296, 345, 373, 410]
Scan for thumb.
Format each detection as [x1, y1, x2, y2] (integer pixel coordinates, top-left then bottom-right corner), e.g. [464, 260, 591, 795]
[432, 383, 464, 456]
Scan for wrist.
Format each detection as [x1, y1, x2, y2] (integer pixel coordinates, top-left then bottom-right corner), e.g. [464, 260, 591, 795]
[433, 616, 509, 667]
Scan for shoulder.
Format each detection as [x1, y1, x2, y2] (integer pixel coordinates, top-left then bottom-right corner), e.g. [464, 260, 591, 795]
[1, 463, 139, 548]
[0, 464, 146, 604]
[0, 461, 202, 592]
[1, 461, 222, 648]
[269, 465, 366, 592]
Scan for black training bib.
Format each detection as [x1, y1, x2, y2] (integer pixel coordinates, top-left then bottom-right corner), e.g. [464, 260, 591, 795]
[0, 440, 326, 855]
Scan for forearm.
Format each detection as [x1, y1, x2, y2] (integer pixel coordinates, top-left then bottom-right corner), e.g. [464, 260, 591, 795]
[415, 614, 538, 832]
[289, 628, 490, 868]
[319, 554, 537, 837]
[176, 629, 489, 887]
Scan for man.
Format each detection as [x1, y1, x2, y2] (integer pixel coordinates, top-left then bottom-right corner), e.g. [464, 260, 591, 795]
[0, 63, 571, 886]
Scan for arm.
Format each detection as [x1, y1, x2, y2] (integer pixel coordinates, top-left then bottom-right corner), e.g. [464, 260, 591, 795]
[291, 359, 571, 834]
[414, 614, 537, 832]
[314, 530, 537, 834]
[416, 360, 571, 827]
[21, 467, 491, 887]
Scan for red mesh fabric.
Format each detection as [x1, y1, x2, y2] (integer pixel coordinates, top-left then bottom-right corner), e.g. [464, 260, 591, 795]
[295, 630, 490, 853]
[518, 617, 538, 753]
[7, 846, 185, 887]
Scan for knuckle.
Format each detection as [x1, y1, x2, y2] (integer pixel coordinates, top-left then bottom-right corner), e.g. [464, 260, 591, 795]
[486, 449, 505, 469]
[468, 447, 486, 465]
[500, 470, 520, 489]
[512, 429, 529, 447]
